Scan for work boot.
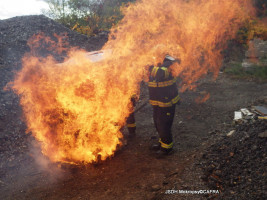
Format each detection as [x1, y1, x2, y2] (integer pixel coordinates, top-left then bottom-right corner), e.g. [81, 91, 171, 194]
[155, 147, 174, 159]
[150, 143, 161, 151]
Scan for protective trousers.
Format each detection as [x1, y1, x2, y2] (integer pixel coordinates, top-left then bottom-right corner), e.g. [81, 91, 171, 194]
[126, 96, 136, 134]
[153, 104, 176, 148]
[126, 112, 136, 134]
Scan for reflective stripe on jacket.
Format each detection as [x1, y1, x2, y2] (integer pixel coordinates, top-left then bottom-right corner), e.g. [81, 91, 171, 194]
[148, 65, 179, 107]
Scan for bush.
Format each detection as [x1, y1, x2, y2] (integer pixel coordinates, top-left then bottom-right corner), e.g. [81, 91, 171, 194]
[43, 0, 136, 36]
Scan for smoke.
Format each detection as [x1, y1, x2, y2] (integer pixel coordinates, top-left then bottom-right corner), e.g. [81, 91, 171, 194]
[29, 140, 64, 181]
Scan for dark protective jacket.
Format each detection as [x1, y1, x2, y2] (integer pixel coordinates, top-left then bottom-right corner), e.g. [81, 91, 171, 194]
[148, 64, 180, 107]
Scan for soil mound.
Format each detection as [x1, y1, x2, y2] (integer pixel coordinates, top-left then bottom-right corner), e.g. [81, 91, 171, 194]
[0, 15, 108, 70]
[201, 120, 267, 199]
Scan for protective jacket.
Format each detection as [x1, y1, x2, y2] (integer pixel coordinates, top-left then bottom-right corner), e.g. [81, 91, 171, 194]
[148, 65, 180, 107]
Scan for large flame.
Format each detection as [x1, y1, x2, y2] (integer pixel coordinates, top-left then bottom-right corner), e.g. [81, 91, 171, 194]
[10, 0, 254, 164]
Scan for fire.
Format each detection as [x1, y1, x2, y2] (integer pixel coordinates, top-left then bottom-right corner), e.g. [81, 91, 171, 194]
[9, 0, 254, 164]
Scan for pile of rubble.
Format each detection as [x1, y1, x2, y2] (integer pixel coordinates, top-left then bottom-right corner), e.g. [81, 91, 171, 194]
[0, 15, 108, 69]
[200, 109, 267, 199]
[233, 105, 267, 124]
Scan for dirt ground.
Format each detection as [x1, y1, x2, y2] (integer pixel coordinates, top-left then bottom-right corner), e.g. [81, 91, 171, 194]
[1, 73, 266, 200]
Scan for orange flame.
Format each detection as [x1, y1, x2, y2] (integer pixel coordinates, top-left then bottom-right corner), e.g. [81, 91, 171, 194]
[195, 92, 210, 104]
[10, 0, 254, 164]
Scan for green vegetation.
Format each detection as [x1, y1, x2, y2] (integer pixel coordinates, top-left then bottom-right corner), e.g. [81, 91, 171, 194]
[225, 62, 267, 80]
[236, 0, 267, 44]
[43, 0, 135, 36]
[236, 19, 267, 44]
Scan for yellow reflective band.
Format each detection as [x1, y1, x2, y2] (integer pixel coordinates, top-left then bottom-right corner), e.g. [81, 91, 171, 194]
[167, 113, 171, 116]
[127, 123, 136, 128]
[149, 95, 180, 107]
[161, 67, 169, 79]
[159, 139, 173, 149]
[148, 78, 177, 88]
[165, 70, 169, 79]
[151, 67, 159, 78]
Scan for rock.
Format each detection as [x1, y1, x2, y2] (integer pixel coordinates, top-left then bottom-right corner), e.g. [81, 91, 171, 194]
[227, 130, 235, 137]
[258, 131, 267, 138]
[162, 180, 168, 185]
[242, 39, 267, 70]
[151, 184, 161, 191]
[214, 170, 222, 176]
[245, 39, 267, 59]
[251, 145, 258, 150]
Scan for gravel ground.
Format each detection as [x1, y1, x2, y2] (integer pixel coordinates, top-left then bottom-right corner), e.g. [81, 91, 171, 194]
[201, 120, 267, 200]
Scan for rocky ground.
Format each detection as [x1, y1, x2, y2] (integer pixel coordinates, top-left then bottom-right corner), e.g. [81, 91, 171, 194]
[201, 120, 267, 200]
[0, 15, 266, 200]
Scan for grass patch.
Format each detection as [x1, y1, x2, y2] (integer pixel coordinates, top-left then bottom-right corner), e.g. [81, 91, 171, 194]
[225, 61, 267, 80]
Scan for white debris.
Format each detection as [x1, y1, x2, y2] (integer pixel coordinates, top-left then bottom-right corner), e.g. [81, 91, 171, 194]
[233, 106, 266, 123]
[240, 108, 253, 116]
[227, 130, 235, 137]
[234, 111, 242, 121]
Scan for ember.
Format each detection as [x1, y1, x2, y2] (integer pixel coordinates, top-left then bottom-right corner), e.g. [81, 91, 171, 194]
[10, 0, 254, 164]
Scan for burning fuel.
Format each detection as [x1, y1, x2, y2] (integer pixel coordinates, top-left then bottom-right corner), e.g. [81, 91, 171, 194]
[9, 0, 255, 164]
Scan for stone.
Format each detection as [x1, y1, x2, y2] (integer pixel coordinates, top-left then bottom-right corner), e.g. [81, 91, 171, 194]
[151, 184, 161, 191]
[227, 130, 235, 137]
[245, 39, 267, 59]
[258, 131, 267, 138]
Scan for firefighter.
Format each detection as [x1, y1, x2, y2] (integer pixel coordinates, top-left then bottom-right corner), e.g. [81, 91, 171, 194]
[148, 55, 180, 156]
[126, 94, 137, 138]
